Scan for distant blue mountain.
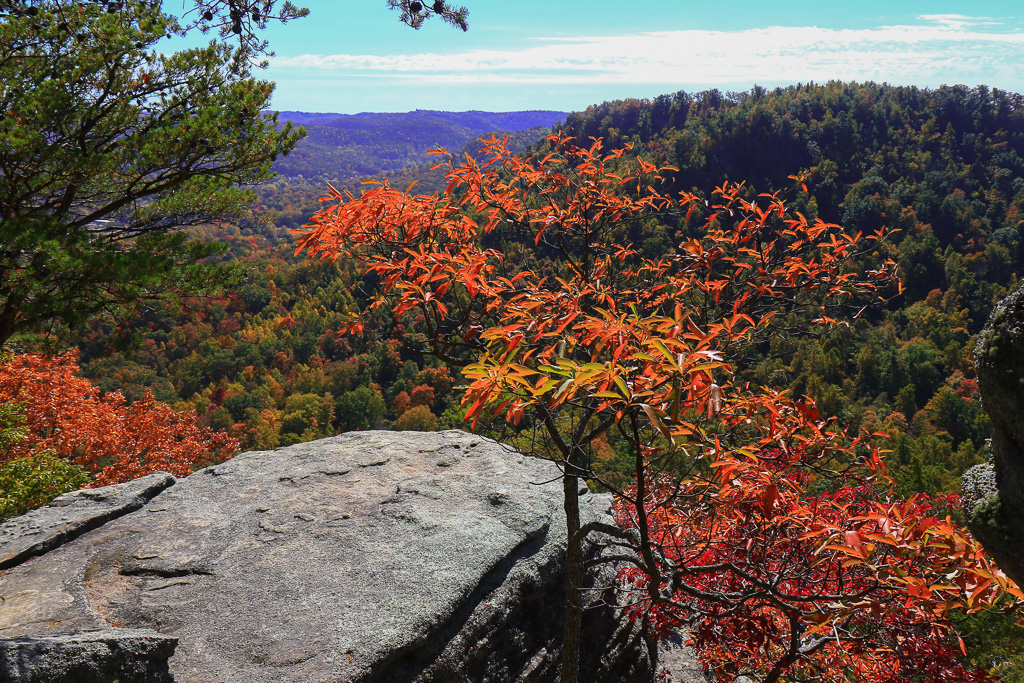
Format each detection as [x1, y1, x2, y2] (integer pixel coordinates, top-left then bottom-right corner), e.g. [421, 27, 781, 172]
[273, 109, 566, 130]
[267, 109, 567, 182]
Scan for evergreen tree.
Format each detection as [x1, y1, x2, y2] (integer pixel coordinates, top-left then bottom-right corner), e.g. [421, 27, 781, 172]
[0, 0, 304, 346]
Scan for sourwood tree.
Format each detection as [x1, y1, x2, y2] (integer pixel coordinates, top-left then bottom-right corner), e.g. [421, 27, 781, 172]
[296, 134, 1023, 681]
[0, 0, 303, 347]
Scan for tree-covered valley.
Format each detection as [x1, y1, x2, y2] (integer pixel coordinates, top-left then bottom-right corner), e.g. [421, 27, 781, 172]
[71, 83, 1024, 499]
[25, 81, 1015, 679]
[270, 109, 566, 183]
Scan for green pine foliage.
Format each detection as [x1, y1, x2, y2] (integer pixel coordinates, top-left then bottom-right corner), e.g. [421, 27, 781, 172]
[0, 0, 303, 346]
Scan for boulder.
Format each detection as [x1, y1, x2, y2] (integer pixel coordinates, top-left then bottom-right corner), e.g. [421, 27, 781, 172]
[0, 430, 704, 682]
[963, 285, 1024, 588]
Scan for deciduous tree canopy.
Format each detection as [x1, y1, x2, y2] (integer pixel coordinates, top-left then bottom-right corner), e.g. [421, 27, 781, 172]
[0, 352, 237, 487]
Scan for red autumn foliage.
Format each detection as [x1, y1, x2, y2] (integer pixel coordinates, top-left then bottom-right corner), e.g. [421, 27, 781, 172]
[391, 390, 411, 417]
[209, 386, 228, 407]
[613, 393, 1016, 682]
[0, 352, 238, 486]
[392, 384, 436, 418]
[957, 377, 980, 401]
[415, 366, 454, 398]
[295, 133, 1021, 682]
[409, 383, 435, 409]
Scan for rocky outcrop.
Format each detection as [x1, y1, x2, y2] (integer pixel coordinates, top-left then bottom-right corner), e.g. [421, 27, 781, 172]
[0, 430, 704, 682]
[963, 285, 1024, 588]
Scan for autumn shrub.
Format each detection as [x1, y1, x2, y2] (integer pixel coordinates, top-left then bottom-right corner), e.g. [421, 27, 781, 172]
[0, 450, 90, 522]
[614, 402, 1017, 682]
[0, 352, 238, 488]
[393, 404, 439, 431]
[0, 400, 90, 520]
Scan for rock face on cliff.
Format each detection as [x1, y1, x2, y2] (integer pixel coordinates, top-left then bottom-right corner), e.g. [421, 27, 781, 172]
[963, 285, 1024, 589]
[0, 430, 704, 683]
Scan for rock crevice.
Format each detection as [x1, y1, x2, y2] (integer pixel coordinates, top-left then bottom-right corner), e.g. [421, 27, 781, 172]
[0, 473, 174, 571]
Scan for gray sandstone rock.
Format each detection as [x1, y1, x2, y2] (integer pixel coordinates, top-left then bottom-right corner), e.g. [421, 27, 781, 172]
[0, 472, 174, 570]
[964, 284, 1024, 588]
[0, 430, 700, 682]
[0, 629, 177, 683]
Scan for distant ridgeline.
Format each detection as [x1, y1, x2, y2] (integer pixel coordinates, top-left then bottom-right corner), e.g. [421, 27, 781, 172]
[268, 109, 568, 182]
[556, 83, 1023, 266]
[253, 109, 566, 233]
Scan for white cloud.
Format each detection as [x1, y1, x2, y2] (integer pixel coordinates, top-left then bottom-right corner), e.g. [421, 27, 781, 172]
[268, 16, 1024, 90]
[916, 14, 1002, 30]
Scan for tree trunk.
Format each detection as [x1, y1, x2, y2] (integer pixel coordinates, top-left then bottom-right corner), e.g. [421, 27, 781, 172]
[561, 468, 582, 683]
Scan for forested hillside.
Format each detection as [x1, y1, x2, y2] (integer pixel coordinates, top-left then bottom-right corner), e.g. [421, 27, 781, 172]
[546, 83, 1023, 497]
[73, 83, 1024, 503]
[67, 86, 1013, 484]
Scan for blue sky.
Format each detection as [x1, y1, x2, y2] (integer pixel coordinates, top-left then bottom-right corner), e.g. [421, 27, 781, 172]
[168, 0, 1024, 114]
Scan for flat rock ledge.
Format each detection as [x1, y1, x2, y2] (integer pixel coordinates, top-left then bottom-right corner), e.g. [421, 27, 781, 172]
[0, 430, 704, 683]
[0, 472, 174, 571]
[964, 285, 1024, 588]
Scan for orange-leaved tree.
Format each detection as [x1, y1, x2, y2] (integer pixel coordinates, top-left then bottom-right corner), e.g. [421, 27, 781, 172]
[0, 352, 238, 487]
[295, 134, 1021, 682]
